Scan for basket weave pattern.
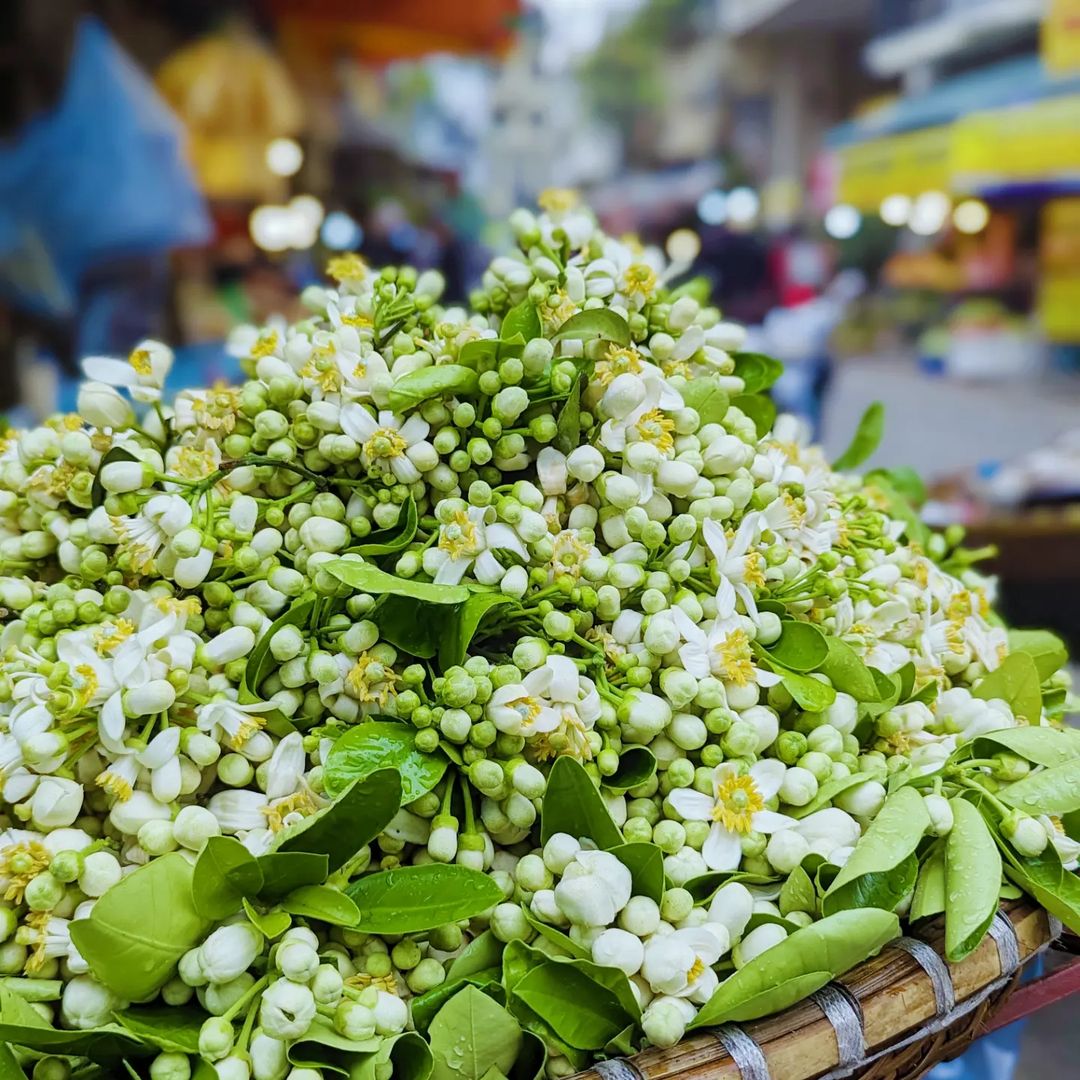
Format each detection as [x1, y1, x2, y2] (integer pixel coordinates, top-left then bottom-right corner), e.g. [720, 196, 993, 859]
[572, 901, 1059, 1080]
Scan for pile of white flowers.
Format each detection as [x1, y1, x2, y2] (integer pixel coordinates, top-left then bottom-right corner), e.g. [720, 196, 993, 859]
[0, 193, 1076, 1080]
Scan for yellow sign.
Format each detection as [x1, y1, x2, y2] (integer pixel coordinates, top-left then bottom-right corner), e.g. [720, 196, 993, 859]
[836, 126, 952, 211]
[1042, 0, 1080, 76]
[952, 94, 1080, 189]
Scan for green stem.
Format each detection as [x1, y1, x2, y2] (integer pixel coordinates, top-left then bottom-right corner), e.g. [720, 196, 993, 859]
[222, 973, 270, 1023]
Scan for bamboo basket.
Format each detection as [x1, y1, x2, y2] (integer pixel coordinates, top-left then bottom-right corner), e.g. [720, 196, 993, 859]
[573, 901, 1069, 1080]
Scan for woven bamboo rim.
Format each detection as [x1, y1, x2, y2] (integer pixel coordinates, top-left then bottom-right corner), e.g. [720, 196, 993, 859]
[572, 900, 1057, 1080]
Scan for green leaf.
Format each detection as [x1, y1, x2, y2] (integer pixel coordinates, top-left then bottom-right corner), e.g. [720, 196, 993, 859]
[191, 835, 264, 920]
[766, 620, 829, 673]
[448, 931, 506, 981]
[779, 866, 816, 917]
[346, 864, 503, 934]
[974, 653, 1043, 724]
[388, 365, 479, 413]
[440, 592, 518, 669]
[780, 669, 836, 712]
[689, 909, 900, 1028]
[502, 301, 541, 342]
[832, 401, 885, 471]
[279, 884, 360, 927]
[324, 722, 447, 802]
[601, 747, 656, 795]
[350, 1033, 433, 1080]
[819, 636, 880, 702]
[910, 843, 946, 921]
[0, 1044, 26, 1080]
[429, 985, 522, 1080]
[350, 496, 418, 556]
[550, 310, 630, 346]
[374, 594, 444, 658]
[1000, 758, 1080, 816]
[864, 471, 930, 548]
[609, 842, 665, 903]
[241, 592, 314, 734]
[732, 352, 784, 394]
[324, 560, 470, 605]
[273, 769, 402, 874]
[731, 393, 776, 438]
[521, 908, 590, 960]
[969, 726, 1080, 768]
[540, 756, 622, 850]
[553, 374, 582, 455]
[285, 1016, 381, 1076]
[255, 852, 330, 901]
[243, 898, 291, 939]
[512, 963, 633, 1051]
[683, 870, 778, 904]
[997, 843, 1080, 936]
[945, 798, 1002, 962]
[1007, 629, 1069, 681]
[680, 378, 730, 425]
[114, 1006, 204, 1054]
[0, 986, 139, 1060]
[459, 339, 500, 369]
[69, 853, 212, 1001]
[822, 786, 929, 915]
[91, 446, 142, 510]
[412, 933, 505, 1033]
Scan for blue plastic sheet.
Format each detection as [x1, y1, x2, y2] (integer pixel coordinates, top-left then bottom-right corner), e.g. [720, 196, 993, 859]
[0, 16, 210, 317]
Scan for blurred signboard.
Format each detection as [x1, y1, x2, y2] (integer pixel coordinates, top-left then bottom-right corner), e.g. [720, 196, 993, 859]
[1042, 0, 1080, 75]
[1039, 198, 1080, 341]
[836, 125, 952, 209]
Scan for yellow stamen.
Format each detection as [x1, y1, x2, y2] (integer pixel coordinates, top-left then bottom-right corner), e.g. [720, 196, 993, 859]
[742, 553, 766, 589]
[362, 427, 408, 461]
[541, 289, 577, 333]
[538, 188, 579, 214]
[157, 596, 202, 619]
[714, 629, 754, 686]
[346, 654, 400, 707]
[0, 842, 50, 903]
[251, 331, 279, 359]
[192, 387, 240, 435]
[73, 664, 98, 707]
[23, 910, 51, 974]
[352, 360, 368, 381]
[595, 344, 643, 387]
[712, 772, 764, 835]
[129, 348, 152, 375]
[97, 769, 134, 802]
[621, 263, 657, 299]
[94, 619, 135, 655]
[686, 956, 706, 984]
[635, 409, 675, 453]
[230, 714, 265, 750]
[346, 972, 399, 995]
[437, 510, 480, 561]
[342, 312, 373, 329]
[263, 789, 321, 833]
[327, 254, 368, 283]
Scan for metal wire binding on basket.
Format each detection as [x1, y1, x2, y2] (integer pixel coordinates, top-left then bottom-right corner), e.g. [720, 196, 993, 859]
[570, 901, 1064, 1080]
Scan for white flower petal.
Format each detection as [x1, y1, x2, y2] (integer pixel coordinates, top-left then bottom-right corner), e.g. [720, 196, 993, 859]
[667, 789, 715, 822]
[701, 824, 742, 871]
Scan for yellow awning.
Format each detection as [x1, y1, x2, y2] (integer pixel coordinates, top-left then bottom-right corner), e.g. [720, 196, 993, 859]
[835, 126, 953, 211]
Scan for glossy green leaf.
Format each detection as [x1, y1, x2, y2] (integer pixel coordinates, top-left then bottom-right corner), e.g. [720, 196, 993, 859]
[512, 962, 633, 1051]
[191, 835, 264, 920]
[823, 786, 929, 915]
[0, 1044, 26, 1080]
[832, 401, 885, 471]
[521, 907, 590, 959]
[732, 352, 784, 394]
[347, 864, 503, 934]
[997, 843, 1080, 936]
[0, 986, 139, 1060]
[351, 1032, 433, 1080]
[974, 652, 1043, 724]
[553, 374, 582, 455]
[944, 798, 1002, 962]
[602, 747, 656, 795]
[502, 301, 542, 343]
[285, 1017, 381, 1076]
[680, 378, 730, 425]
[350, 496, 418, 555]
[549, 309, 630, 346]
[780, 669, 836, 712]
[458, 339, 500, 369]
[440, 592, 518, 669]
[689, 909, 900, 1028]
[388, 365, 479, 413]
[324, 560, 470, 604]
[779, 865, 816, 917]
[279, 884, 361, 927]
[429, 985, 522, 1080]
[970, 726, 1080, 769]
[255, 852, 330, 901]
[374, 594, 444, 658]
[448, 931, 506, 981]
[910, 843, 946, 922]
[683, 870, 778, 904]
[1000, 758, 1080, 816]
[766, 620, 829, 673]
[114, 1007, 204, 1054]
[819, 636, 880, 702]
[540, 756, 622, 850]
[412, 933, 506, 1033]
[241, 592, 313, 734]
[1007, 629, 1069, 681]
[69, 853, 212, 1001]
[731, 393, 776, 439]
[609, 841, 665, 903]
[274, 769, 401, 873]
[243, 898, 292, 939]
[324, 721, 447, 802]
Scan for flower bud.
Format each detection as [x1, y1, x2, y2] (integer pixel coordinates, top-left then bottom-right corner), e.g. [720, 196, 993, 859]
[592, 928, 644, 976]
[203, 626, 256, 666]
[259, 979, 316, 1040]
[277, 939, 320, 983]
[373, 989, 408, 1035]
[31, 777, 83, 829]
[299, 516, 350, 553]
[199, 923, 263, 984]
[335, 1000, 377, 1040]
[79, 851, 121, 897]
[173, 805, 221, 851]
[1002, 811, 1049, 858]
[124, 680, 177, 717]
[61, 975, 121, 1030]
[733, 923, 788, 968]
[834, 780, 886, 819]
[312, 964, 344, 1005]
[100, 460, 147, 494]
[199, 1016, 235, 1061]
[542, 833, 580, 875]
[250, 1030, 289, 1080]
[491, 902, 531, 943]
[642, 996, 695, 1048]
[149, 1051, 192, 1080]
[923, 794, 954, 837]
[707, 882, 754, 940]
[765, 830, 810, 875]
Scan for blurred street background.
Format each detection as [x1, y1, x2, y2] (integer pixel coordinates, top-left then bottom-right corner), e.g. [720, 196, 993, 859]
[1, 1, 1079, 1074]
[3, 2, 1080, 620]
